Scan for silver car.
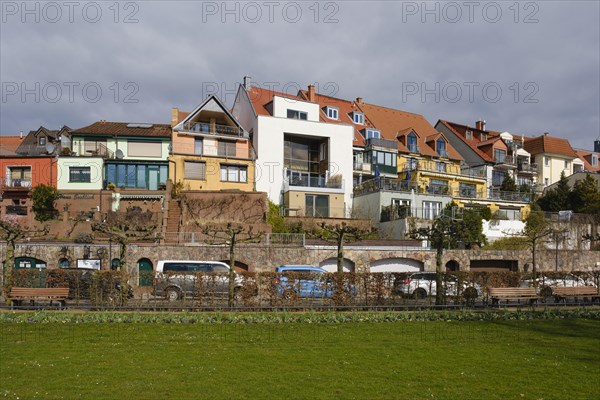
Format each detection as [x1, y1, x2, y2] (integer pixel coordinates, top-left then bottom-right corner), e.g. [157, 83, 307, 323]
[394, 272, 481, 299]
[154, 260, 240, 301]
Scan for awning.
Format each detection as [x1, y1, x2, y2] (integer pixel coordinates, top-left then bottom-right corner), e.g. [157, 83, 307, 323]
[120, 194, 164, 200]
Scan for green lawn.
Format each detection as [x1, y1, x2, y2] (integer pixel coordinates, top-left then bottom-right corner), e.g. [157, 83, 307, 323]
[1, 318, 599, 399]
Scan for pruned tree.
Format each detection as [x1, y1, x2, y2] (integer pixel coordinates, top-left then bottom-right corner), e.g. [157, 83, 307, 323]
[200, 222, 264, 306]
[92, 209, 159, 272]
[0, 215, 48, 296]
[313, 221, 372, 273]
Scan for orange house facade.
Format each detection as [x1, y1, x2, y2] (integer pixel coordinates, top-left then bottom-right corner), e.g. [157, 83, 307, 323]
[0, 156, 58, 218]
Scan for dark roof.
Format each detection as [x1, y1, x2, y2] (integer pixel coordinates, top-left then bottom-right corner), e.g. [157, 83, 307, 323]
[16, 126, 70, 156]
[72, 122, 171, 138]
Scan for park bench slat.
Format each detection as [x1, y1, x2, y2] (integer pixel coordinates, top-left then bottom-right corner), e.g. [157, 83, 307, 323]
[8, 287, 69, 307]
[488, 287, 540, 304]
[552, 286, 599, 301]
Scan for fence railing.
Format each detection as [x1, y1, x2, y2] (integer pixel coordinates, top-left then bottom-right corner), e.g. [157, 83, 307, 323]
[179, 121, 245, 137]
[7, 269, 600, 309]
[162, 232, 306, 246]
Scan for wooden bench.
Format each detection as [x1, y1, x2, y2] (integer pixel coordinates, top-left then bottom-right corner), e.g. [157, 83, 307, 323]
[488, 287, 540, 305]
[8, 287, 70, 308]
[552, 286, 600, 302]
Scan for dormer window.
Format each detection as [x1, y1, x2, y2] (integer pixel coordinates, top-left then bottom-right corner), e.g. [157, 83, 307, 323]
[353, 112, 364, 125]
[593, 155, 598, 167]
[287, 109, 307, 120]
[481, 133, 487, 141]
[407, 132, 418, 153]
[38, 136, 46, 146]
[436, 138, 447, 158]
[326, 106, 338, 120]
[466, 130, 472, 140]
[366, 129, 380, 139]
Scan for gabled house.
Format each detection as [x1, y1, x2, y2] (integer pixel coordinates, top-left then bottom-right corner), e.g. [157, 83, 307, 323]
[232, 84, 354, 218]
[16, 126, 71, 156]
[170, 95, 254, 192]
[524, 133, 583, 188]
[63, 122, 171, 191]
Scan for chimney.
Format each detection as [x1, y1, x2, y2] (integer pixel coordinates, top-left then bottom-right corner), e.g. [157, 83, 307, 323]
[307, 84, 315, 102]
[356, 97, 363, 105]
[594, 140, 600, 153]
[475, 119, 486, 131]
[243, 75, 252, 90]
[19, 130, 23, 140]
[171, 108, 180, 127]
[544, 132, 549, 136]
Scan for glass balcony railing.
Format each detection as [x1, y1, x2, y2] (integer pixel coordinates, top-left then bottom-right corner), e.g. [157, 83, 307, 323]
[180, 121, 244, 137]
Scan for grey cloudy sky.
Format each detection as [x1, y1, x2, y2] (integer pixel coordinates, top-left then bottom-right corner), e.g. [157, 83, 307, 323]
[1, 0, 598, 150]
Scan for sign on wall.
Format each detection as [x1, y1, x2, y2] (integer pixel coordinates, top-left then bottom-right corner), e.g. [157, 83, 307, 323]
[77, 259, 101, 270]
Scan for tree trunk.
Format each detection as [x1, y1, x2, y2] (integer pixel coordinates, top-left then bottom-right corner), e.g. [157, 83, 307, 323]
[228, 235, 236, 307]
[532, 239, 537, 286]
[3, 240, 15, 302]
[435, 244, 444, 305]
[337, 232, 345, 274]
[119, 242, 129, 304]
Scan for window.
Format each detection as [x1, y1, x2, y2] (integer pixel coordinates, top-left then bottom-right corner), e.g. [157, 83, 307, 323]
[407, 157, 418, 170]
[407, 132, 418, 153]
[499, 208, 521, 221]
[429, 179, 448, 194]
[106, 163, 166, 189]
[326, 107, 338, 120]
[8, 167, 32, 187]
[466, 130, 472, 140]
[353, 112, 364, 125]
[287, 109, 307, 120]
[494, 149, 506, 163]
[436, 138, 447, 157]
[194, 138, 203, 155]
[544, 157, 550, 166]
[128, 141, 162, 157]
[69, 167, 91, 183]
[184, 161, 206, 180]
[220, 165, 247, 182]
[423, 201, 442, 220]
[366, 129, 381, 139]
[593, 155, 598, 167]
[492, 170, 505, 186]
[459, 183, 476, 198]
[436, 162, 446, 172]
[38, 136, 46, 146]
[83, 139, 107, 155]
[564, 160, 570, 170]
[481, 133, 487, 141]
[217, 140, 236, 157]
[305, 194, 329, 217]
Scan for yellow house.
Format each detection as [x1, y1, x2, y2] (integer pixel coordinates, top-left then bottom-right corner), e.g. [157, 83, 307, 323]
[170, 95, 254, 192]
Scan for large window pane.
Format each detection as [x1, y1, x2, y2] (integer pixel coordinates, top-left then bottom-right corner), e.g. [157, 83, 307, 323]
[117, 165, 126, 187]
[137, 165, 146, 189]
[126, 165, 137, 188]
[159, 165, 168, 184]
[106, 164, 116, 184]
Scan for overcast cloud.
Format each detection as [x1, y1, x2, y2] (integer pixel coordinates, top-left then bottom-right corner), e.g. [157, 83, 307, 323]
[1, 0, 598, 150]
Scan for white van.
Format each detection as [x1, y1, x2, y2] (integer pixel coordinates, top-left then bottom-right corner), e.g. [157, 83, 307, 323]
[154, 260, 239, 301]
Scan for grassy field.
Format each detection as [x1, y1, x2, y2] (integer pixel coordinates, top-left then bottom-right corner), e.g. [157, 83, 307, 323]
[1, 318, 599, 399]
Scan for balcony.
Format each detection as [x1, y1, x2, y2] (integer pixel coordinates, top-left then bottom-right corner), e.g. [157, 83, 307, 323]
[366, 137, 397, 150]
[373, 163, 397, 176]
[75, 142, 114, 159]
[517, 163, 538, 175]
[284, 172, 344, 192]
[353, 162, 372, 173]
[180, 121, 244, 137]
[353, 177, 418, 196]
[494, 155, 516, 170]
[2, 179, 32, 190]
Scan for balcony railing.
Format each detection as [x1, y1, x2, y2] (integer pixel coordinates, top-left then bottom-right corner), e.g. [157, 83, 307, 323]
[494, 155, 516, 168]
[75, 142, 114, 159]
[284, 173, 343, 190]
[3, 179, 32, 188]
[366, 138, 397, 150]
[517, 163, 538, 174]
[180, 121, 244, 137]
[372, 164, 397, 176]
[407, 145, 420, 154]
[355, 177, 534, 203]
[438, 150, 448, 158]
[6, 205, 28, 215]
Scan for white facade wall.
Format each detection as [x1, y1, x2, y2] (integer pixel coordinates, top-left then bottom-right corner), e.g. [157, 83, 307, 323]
[57, 157, 103, 190]
[72, 137, 170, 161]
[271, 96, 320, 120]
[534, 154, 575, 187]
[254, 115, 354, 209]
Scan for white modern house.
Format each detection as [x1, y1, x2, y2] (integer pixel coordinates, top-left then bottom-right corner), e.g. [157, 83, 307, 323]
[232, 83, 354, 218]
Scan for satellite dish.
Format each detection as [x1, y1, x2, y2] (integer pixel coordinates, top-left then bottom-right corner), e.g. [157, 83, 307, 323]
[115, 149, 124, 159]
[45, 143, 55, 154]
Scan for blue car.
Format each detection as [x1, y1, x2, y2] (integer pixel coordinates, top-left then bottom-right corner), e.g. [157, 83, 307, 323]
[275, 265, 333, 298]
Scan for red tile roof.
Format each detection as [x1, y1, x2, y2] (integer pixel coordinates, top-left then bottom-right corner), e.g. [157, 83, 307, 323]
[0, 136, 25, 156]
[524, 135, 578, 158]
[246, 86, 303, 117]
[437, 120, 495, 162]
[72, 122, 172, 138]
[575, 149, 600, 172]
[297, 90, 368, 146]
[359, 105, 462, 160]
